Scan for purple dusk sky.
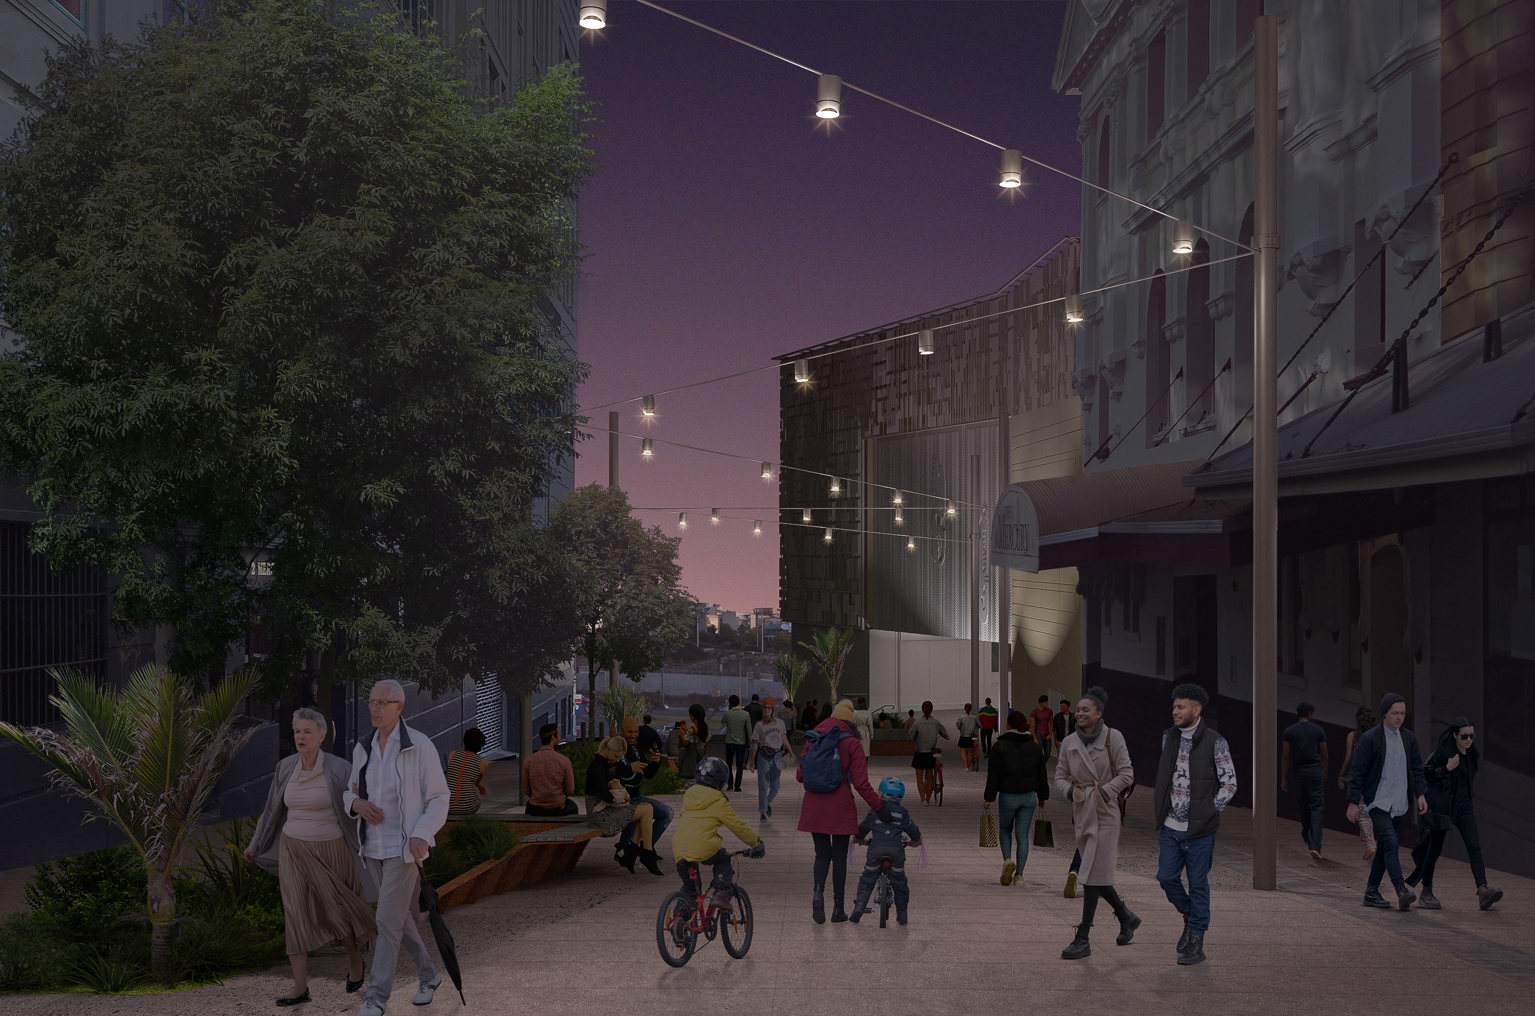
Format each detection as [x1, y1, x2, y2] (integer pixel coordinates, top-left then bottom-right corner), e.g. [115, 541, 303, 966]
[573, 0, 1082, 615]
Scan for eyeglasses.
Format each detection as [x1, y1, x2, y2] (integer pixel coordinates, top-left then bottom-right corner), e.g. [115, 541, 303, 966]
[1456, 733, 1475, 741]
[368, 699, 402, 708]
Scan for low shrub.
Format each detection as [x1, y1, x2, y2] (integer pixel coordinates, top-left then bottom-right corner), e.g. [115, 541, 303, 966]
[559, 739, 598, 794]
[166, 902, 285, 986]
[71, 944, 147, 994]
[423, 816, 517, 886]
[23, 845, 145, 940]
[0, 913, 71, 991]
[641, 764, 686, 796]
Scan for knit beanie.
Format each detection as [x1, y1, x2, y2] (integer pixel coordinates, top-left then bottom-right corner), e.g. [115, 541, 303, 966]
[831, 699, 856, 724]
[1379, 692, 1406, 718]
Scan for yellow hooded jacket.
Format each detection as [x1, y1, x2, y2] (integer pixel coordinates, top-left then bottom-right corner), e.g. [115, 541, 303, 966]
[671, 784, 760, 862]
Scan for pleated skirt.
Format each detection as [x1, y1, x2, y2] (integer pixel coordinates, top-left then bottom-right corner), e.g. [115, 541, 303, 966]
[278, 834, 377, 955]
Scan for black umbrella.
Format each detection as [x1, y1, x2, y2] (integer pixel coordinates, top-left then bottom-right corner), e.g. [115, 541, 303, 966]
[417, 865, 466, 1005]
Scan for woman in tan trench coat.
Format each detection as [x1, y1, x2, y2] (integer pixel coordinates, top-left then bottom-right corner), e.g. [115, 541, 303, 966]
[1054, 686, 1141, 960]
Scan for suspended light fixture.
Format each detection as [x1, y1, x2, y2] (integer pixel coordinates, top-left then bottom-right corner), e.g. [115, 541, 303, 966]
[802, 507, 813, 523]
[753, 520, 763, 537]
[999, 148, 1023, 188]
[711, 508, 721, 526]
[894, 508, 904, 527]
[578, 1, 607, 29]
[945, 501, 958, 519]
[816, 73, 842, 119]
[641, 394, 656, 418]
[641, 437, 654, 459]
[761, 461, 773, 480]
[1064, 293, 1084, 324]
[918, 328, 935, 355]
[1172, 219, 1196, 255]
[678, 512, 687, 530]
[823, 527, 834, 544]
[794, 358, 811, 384]
[892, 492, 903, 506]
[829, 477, 842, 497]
[907, 536, 917, 552]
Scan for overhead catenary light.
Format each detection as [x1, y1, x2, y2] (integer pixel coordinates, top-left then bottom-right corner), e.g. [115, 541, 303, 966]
[711, 508, 720, 525]
[753, 520, 763, 537]
[1064, 293, 1084, 324]
[918, 328, 935, 355]
[578, 1, 606, 30]
[907, 536, 917, 552]
[945, 501, 958, 519]
[824, 527, 834, 544]
[794, 358, 811, 384]
[999, 148, 1023, 188]
[894, 509, 904, 527]
[829, 477, 842, 497]
[642, 394, 656, 417]
[816, 73, 842, 119]
[761, 461, 773, 480]
[802, 507, 813, 523]
[641, 437, 654, 459]
[1172, 219, 1196, 255]
[678, 512, 687, 530]
[892, 492, 903, 506]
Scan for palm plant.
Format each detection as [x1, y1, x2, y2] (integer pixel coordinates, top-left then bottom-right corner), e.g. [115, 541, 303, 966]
[0, 664, 260, 981]
[596, 680, 646, 734]
[800, 627, 855, 705]
[773, 652, 809, 705]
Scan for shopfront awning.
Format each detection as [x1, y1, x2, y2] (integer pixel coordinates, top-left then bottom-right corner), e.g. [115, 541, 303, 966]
[991, 460, 1224, 572]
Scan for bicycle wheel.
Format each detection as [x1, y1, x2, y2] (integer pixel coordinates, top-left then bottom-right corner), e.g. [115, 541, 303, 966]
[877, 875, 891, 928]
[655, 891, 697, 967]
[934, 778, 944, 807]
[721, 886, 754, 959]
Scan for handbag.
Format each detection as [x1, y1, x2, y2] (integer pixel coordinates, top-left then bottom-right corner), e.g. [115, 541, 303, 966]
[1033, 807, 1055, 848]
[980, 810, 998, 848]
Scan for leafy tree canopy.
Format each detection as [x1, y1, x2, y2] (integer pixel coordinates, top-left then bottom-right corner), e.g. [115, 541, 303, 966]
[550, 485, 694, 721]
[0, 1, 592, 695]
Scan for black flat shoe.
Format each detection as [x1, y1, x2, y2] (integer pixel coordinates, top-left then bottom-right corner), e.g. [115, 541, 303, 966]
[346, 976, 364, 993]
[276, 990, 310, 1006]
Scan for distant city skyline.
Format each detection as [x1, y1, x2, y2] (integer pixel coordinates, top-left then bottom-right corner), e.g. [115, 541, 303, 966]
[573, 1, 1080, 609]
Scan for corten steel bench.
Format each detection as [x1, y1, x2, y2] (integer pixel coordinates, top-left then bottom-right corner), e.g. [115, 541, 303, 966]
[436, 807, 603, 911]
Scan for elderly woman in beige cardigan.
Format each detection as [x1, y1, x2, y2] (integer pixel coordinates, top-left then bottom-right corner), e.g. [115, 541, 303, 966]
[246, 708, 375, 1006]
[1053, 686, 1140, 960]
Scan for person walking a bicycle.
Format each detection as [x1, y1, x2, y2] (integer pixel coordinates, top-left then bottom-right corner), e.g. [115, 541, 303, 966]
[672, 757, 764, 909]
[850, 777, 923, 925]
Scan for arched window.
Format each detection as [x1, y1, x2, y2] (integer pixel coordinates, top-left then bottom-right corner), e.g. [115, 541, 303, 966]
[1187, 0, 1210, 97]
[1184, 240, 1214, 426]
[1234, 205, 1254, 408]
[1145, 271, 1170, 443]
[1098, 116, 1112, 189]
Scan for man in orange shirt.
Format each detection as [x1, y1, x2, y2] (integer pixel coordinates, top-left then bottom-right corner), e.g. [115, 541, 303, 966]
[523, 723, 577, 816]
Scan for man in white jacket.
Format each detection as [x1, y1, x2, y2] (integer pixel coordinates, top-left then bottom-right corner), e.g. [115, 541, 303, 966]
[344, 679, 450, 1016]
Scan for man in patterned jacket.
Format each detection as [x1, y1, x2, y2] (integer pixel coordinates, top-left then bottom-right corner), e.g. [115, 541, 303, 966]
[1153, 680, 1237, 968]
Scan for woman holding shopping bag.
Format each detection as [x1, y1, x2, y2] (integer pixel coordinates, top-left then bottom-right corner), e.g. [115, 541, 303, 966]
[982, 709, 1050, 887]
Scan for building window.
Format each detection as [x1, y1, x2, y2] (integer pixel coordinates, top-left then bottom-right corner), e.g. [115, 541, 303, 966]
[1146, 31, 1166, 139]
[1353, 219, 1386, 371]
[51, 0, 84, 20]
[1187, 0, 1210, 98]
[1145, 270, 1169, 443]
[1234, 0, 1260, 51]
[1486, 475, 1535, 777]
[1097, 115, 1112, 190]
[1183, 240, 1213, 428]
[1233, 205, 1254, 409]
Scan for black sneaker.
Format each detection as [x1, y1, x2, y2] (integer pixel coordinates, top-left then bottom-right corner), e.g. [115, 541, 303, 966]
[1362, 890, 1392, 909]
[1396, 887, 1417, 911]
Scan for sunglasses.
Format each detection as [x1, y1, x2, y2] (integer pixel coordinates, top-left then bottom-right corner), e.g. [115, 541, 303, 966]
[1457, 733, 1475, 741]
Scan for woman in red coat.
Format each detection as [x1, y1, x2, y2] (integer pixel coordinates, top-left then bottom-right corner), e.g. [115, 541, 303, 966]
[797, 698, 891, 923]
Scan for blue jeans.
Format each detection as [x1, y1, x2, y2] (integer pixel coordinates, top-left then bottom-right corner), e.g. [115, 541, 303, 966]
[1157, 825, 1217, 934]
[618, 795, 673, 849]
[757, 756, 782, 815]
[1367, 808, 1407, 892]
[996, 792, 1038, 868]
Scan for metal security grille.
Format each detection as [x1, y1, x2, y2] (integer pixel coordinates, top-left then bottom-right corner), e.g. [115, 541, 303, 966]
[0, 521, 108, 725]
[474, 678, 505, 754]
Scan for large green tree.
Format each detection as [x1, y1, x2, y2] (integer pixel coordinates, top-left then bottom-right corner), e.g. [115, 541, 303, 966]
[0, 2, 591, 696]
[550, 485, 694, 732]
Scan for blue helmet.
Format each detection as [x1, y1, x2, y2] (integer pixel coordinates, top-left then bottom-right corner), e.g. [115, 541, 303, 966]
[877, 777, 906, 801]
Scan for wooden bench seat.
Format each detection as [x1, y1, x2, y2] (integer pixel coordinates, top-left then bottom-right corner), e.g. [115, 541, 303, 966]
[435, 815, 605, 912]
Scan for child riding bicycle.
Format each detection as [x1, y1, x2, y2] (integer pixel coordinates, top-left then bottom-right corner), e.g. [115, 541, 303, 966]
[672, 757, 764, 906]
[850, 777, 922, 925]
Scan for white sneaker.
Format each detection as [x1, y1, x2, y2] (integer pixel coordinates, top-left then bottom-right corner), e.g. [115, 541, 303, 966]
[413, 976, 443, 1006]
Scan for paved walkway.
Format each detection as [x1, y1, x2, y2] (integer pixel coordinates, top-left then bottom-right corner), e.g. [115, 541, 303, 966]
[5, 755, 1533, 1015]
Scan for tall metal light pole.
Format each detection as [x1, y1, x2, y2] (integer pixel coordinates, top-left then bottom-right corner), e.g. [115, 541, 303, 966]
[1251, 13, 1280, 891]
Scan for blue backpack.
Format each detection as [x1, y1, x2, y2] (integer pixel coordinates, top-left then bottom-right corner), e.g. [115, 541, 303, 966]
[801, 726, 848, 793]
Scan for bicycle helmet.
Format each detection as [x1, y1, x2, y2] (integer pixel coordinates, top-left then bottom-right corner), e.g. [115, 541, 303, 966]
[694, 756, 730, 791]
[877, 776, 906, 801]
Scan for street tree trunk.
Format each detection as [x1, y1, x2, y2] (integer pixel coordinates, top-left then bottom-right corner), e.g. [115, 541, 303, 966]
[147, 866, 177, 981]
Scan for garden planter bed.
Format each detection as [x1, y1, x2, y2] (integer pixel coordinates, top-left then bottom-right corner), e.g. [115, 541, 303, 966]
[434, 824, 602, 913]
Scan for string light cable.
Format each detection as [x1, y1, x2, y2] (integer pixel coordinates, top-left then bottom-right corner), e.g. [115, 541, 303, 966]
[627, 508, 977, 548]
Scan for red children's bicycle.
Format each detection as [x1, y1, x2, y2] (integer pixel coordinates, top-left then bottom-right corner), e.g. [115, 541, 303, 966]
[655, 849, 754, 967]
[932, 748, 944, 807]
